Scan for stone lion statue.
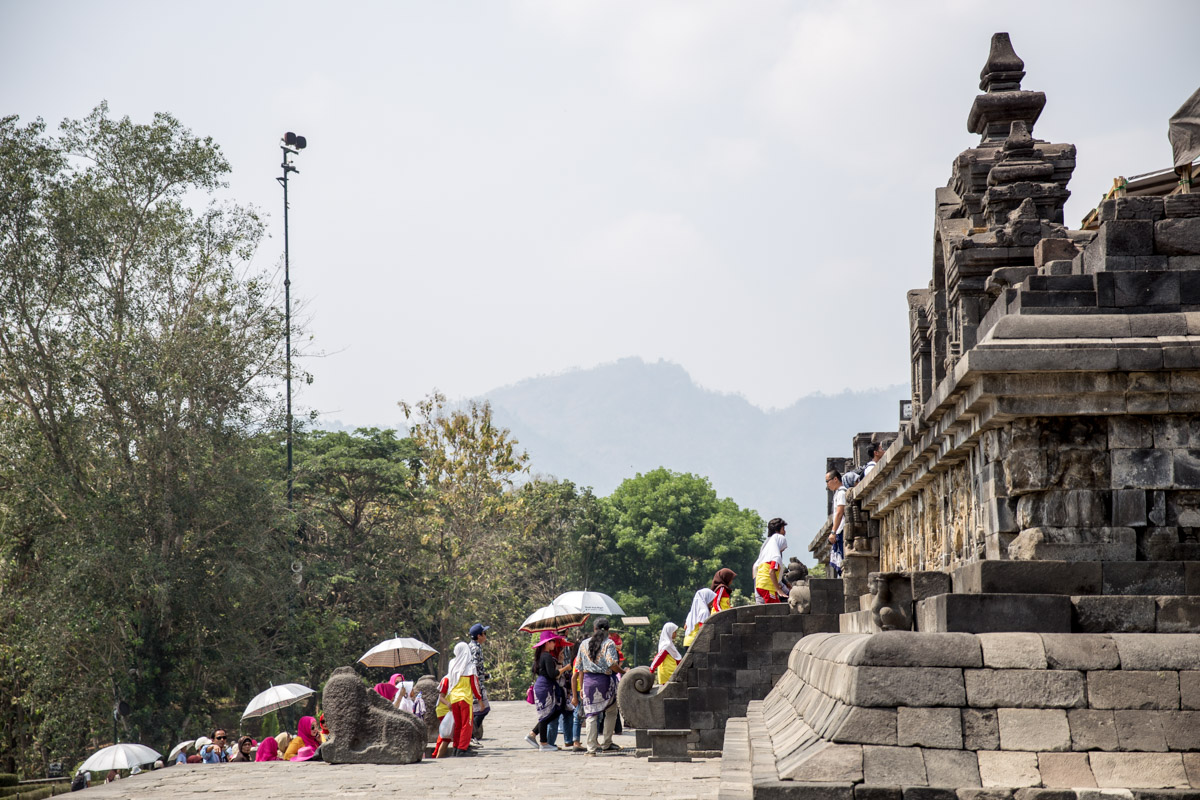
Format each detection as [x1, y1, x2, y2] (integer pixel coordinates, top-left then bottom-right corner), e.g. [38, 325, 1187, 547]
[320, 666, 426, 764]
[785, 558, 811, 614]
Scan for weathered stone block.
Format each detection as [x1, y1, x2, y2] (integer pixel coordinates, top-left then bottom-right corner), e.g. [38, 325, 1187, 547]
[1088, 752, 1190, 789]
[1114, 490, 1149, 528]
[924, 748, 982, 788]
[962, 708, 999, 751]
[1017, 492, 1110, 530]
[1035, 238, 1082, 266]
[1185, 752, 1200, 789]
[1138, 528, 1180, 562]
[919, 594, 1072, 634]
[956, 791, 1015, 800]
[978, 633, 1047, 669]
[1073, 596, 1157, 633]
[1041, 634, 1120, 670]
[953, 561, 1101, 596]
[1101, 197, 1166, 222]
[1181, 672, 1200, 710]
[964, 669, 1086, 709]
[1163, 710, 1200, 750]
[897, 707, 963, 749]
[977, 751, 1041, 788]
[1087, 671, 1180, 710]
[1114, 273, 1181, 308]
[1103, 563, 1187, 596]
[1109, 417, 1153, 449]
[830, 706, 898, 746]
[849, 667, 967, 708]
[855, 787, 903, 800]
[1113, 634, 1200, 670]
[1114, 710, 1169, 752]
[904, 789, 958, 800]
[1112, 449, 1173, 489]
[1165, 194, 1200, 219]
[912, 572, 953, 602]
[1069, 708, 1119, 751]
[1009, 527, 1135, 562]
[997, 708, 1071, 751]
[1156, 597, 1200, 633]
[778, 742, 864, 782]
[862, 745, 927, 786]
[1037, 752, 1098, 788]
[848, 632, 983, 668]
[1096, 220, 1156, 257]
[1156, 218, 1200, 257]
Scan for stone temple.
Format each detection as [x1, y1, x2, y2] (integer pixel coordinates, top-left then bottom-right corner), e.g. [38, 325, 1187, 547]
[621, 32, 1200, 798]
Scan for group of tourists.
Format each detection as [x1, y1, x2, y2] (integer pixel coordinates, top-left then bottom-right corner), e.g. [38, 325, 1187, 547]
[77, 517, 810, 783]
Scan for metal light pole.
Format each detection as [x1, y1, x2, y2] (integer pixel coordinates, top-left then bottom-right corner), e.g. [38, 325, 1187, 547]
[278, 132, 306, 509]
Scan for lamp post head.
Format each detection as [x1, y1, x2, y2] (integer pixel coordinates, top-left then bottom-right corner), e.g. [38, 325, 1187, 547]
[283, 132, 307, 151]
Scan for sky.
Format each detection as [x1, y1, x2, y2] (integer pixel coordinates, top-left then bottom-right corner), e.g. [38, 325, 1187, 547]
[3, 1, 1198, 427]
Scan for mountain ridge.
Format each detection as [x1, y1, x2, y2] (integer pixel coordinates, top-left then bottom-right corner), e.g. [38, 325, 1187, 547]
[483, 357, 906, 559]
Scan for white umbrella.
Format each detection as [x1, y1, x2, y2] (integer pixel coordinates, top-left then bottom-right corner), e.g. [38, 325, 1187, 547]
[358, 637, 438, 669]
[240, 683, 316, 720]
[554, 590, 625, 617]
[167, 740, 194, 761]
[79, 743, 162, 773]
[519, 603, 590, 633]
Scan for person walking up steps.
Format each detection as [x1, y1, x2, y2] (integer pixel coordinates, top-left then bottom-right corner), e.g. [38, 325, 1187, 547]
[683, 586, 716, 647]
[650, 622, 682, 685]
[753, 518, 788, 603]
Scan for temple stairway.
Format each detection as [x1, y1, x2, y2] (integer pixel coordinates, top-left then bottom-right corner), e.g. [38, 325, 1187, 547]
[618, 579, 843, 759]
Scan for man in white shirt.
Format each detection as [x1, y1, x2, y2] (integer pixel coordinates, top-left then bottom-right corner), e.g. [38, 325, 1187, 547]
[825, 470, 848, 577]
[863, 442, 885, 476]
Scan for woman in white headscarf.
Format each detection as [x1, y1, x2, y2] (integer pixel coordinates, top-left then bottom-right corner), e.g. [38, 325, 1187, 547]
[650, 622, 683, 684]
[682, 587, 717, 647]
[753, 518, 788, 604]
[436, 642, 481, 757]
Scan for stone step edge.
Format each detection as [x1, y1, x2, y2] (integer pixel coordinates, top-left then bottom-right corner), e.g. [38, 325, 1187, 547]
[717, 716, 752, 800]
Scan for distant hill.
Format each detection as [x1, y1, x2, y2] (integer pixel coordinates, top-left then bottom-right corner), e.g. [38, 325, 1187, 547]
[482, 358, 906, 562]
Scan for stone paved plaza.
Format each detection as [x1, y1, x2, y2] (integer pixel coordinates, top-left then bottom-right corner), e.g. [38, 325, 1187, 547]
[77, 702, 721, 799]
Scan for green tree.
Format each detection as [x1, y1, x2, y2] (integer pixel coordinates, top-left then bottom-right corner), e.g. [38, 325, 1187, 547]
[286, 427, 420, 687]
[0, 105, 288, 774]
[396, 394, 529, 675]
[604, 468, 763, 628]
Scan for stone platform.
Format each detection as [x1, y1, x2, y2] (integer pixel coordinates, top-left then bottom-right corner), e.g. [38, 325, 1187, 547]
[74, 701, 720, 799]
[719, 632, 1200, 798]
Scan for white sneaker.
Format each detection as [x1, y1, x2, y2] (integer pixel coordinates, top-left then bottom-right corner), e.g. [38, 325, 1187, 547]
[523, 734, 538, 749]
[538, 744, 557, 752]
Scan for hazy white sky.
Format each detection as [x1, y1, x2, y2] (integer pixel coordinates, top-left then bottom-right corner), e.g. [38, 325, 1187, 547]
[3, 1, 1197, 426]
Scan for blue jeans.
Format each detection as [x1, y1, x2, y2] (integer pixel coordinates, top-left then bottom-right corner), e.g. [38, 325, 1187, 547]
[548, 704, 582, 745]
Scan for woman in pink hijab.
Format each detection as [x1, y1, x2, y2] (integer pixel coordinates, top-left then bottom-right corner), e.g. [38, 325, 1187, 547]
[254, 736, 280, 762]
[373, 673, 404, 703]
[291, 716, 322, 762]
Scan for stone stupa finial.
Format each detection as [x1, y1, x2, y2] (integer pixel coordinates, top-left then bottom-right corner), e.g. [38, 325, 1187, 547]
[967, 33, 1045, 141]
[979, 32, 1026, 92]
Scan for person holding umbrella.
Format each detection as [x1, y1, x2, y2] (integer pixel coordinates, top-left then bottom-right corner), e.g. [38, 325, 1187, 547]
[524, 630, 570, 751]
[574, 617, 624, 755]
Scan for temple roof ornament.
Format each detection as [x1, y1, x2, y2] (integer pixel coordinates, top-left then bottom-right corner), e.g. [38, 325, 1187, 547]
[967, 32, 1046, 142]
